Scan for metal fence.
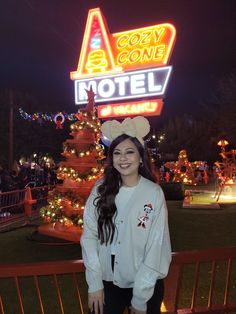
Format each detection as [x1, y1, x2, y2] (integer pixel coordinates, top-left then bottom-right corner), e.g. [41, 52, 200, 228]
[0, 185, 52, 224]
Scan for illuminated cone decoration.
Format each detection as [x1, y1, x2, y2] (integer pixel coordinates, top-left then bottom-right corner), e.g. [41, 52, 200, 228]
[39, 88, 105, 241]
[57, 87, 105, 197]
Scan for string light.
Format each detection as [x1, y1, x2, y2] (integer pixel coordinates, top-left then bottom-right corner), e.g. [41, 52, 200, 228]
[40, 190, 85, 226]
[18, 107, 77, 122]
[165, 150, 204, 185]
[62, 143, 104, 159]
[57, 166, 105, 182]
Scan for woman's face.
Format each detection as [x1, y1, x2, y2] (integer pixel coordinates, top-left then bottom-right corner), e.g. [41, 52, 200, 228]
[112, 138, 141, 180]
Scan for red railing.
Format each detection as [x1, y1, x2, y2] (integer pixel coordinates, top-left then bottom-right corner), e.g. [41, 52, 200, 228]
[0, 247, 236, 313]
[164, 247, 236, 313]
[0, 260, 86, 314]
[0, 186, 53, 226]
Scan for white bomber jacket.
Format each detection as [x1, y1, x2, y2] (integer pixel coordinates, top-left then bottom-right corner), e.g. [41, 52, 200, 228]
[80, 176, 172, 311]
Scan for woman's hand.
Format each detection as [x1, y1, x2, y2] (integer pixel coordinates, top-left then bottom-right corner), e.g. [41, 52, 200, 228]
[129, 306, 147, 314]
[88, 289, 104, 314]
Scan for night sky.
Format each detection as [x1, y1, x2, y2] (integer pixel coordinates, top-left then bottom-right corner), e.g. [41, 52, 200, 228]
[1, 0, 236, 121]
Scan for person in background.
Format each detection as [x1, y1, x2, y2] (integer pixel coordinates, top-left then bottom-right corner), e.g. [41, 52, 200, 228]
[81, 116, 172, 314]
[0, 167, 15, 192]
[17, 162, 31, 188]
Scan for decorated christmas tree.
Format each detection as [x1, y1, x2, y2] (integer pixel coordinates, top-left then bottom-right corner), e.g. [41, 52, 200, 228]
[39, 88, 105, 242]
[164, 149, 203, 185]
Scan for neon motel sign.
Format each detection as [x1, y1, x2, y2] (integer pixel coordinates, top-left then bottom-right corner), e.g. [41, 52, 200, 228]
[70, 8, 176, 117]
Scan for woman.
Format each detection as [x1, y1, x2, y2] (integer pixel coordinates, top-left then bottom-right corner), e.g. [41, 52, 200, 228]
[81, 116, 172, 314]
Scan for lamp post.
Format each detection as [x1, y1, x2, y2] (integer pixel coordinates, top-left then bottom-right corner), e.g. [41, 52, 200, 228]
[9, 89, 14, 171]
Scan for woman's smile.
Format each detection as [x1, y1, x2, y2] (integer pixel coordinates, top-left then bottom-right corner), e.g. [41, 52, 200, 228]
[119, 164, 131, 168]
[112, 138, 141, 184]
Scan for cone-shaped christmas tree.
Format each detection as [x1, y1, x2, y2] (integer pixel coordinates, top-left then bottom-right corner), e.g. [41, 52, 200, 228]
[39, 88, 105, 242]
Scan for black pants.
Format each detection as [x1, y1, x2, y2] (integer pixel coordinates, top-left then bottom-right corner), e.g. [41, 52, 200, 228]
[89, 279, 164, 314]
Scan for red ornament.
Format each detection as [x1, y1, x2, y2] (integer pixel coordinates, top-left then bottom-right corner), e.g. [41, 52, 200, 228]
[54, 113, 65, 129]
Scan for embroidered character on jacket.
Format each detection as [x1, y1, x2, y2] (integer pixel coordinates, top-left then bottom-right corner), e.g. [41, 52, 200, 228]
[137, 203, 153, 228]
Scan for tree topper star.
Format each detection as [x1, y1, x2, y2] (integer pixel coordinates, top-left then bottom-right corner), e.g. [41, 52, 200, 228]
[85, 86, 96, 113]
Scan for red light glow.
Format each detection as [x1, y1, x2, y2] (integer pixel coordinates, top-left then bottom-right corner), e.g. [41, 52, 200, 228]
[97, 99, 163, 118]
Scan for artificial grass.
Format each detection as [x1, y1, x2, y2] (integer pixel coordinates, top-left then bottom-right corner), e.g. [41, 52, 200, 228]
[0, 219, 86, 313]
[0, 201, 236, 313]
[0, 273, 87, 314]
[167, 200, 236, 251]
[1, 202, 236, 263]
[0, 219, 81, 264]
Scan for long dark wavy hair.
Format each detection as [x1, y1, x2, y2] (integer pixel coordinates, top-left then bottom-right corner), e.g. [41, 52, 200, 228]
[94, 134, 156, 245]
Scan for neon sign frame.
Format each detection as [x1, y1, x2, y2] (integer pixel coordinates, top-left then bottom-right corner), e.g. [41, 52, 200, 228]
[71, 8, 176, 80]
[74, 66, 172, 104]
[70, 7, 176, 116]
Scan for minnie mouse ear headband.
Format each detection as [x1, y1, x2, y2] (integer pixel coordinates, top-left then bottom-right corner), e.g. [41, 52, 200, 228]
[101, 116, 150, 146]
